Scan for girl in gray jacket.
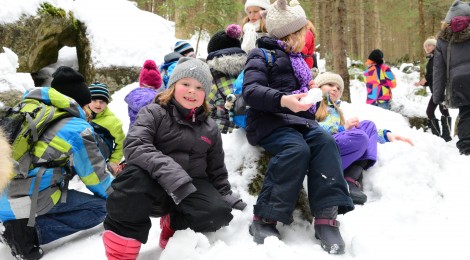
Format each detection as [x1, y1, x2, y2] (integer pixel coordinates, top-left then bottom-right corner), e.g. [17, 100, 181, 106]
[102, 57, 246, 259]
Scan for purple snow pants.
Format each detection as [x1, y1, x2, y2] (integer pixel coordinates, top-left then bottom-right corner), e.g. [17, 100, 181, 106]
[333, 120, 378, 170]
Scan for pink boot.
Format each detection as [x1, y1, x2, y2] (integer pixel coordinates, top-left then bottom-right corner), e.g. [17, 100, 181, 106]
[103, 230, 141, 260]
[159, 214, 176, 249]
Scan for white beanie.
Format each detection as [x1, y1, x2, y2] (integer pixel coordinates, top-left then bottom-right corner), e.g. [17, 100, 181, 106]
[266, 0, 307, 39]
[444, 0, 470, 23]
[314, 72, 345, 95]
[423, 38, 437, 47]
[245, 0, 271, 13]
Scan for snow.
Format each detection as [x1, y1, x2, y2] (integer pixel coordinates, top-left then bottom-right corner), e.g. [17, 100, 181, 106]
[1, 0, 469, 259]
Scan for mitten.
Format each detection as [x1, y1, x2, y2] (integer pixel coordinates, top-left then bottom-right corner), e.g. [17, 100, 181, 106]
[222, 194, 247, 211]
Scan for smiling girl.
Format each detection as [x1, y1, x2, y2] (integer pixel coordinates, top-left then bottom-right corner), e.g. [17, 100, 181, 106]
[102, 57, 245, 259]
[241, 0, 271, 53]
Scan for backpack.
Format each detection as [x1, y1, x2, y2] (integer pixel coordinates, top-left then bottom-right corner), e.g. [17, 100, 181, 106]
[0, 98, 72, 179]
[221, 48, 276, 128]
[90, 121, 115, 160]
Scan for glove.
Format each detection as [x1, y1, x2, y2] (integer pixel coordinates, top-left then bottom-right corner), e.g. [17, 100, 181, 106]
[222, 194, 247, 211]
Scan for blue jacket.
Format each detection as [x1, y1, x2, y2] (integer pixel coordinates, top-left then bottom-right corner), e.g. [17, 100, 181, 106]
[242, 36, 318, 145]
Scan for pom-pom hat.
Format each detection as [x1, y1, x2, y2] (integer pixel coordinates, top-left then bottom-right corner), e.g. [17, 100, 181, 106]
[207, 24, 243, 53]
[139, 60, 162, 89]
[174, 41, 194, 56]
[444, 0, 470, 23]
[265, 0, 307, 39]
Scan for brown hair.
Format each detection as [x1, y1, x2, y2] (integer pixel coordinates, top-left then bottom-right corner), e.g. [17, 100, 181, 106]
[280, 26, 307, 53]
[154, 84, 210, 115]
[315, 98, 345, 126]
[306, 20, 316, 36]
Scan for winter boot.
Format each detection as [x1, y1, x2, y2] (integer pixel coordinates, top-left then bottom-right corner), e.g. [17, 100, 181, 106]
[102, 230, 141, 260]
[344, 161, 368, 205]
[314, 206, 345, 255]
[249, 215, 281, 244]
[2, 219, 43, 260]
[428, 118, 441, 137]
[441, 116, 452, 142]
[159, 214, 176, 249]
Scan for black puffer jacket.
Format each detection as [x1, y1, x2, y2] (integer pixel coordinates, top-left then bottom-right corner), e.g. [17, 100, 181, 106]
[242, 36, 318, 145]
[124, 100, 233, 205]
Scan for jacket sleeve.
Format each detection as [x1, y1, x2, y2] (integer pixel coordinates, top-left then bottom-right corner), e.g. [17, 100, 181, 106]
[109, 116, 125, 164]
[124, 105, 196, 204]
[433, 41, 446, 104]
[72, 125, 113, 198]
[385, 66, 397, 88]
[242, 49, 285, 113]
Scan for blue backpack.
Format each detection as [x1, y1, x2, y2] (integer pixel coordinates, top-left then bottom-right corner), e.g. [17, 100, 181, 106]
[228, 48, 275, 128]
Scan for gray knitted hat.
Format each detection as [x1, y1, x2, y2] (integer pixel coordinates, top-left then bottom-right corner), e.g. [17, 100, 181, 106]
[266, 0, 307, 39]
[167, 57, 213, 97]
[444, 0, 470, 23]
[314, 72, 344, 95]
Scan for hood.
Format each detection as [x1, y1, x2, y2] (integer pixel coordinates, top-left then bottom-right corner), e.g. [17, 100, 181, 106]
[23, 87, 86, 119]
[438, 24, 470, 43]
[206, 54, 247, 77]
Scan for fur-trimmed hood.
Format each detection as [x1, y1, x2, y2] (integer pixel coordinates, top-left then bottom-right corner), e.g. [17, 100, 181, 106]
[206, 47, 247, 77]
[0, 130, 13, 193]
[438, 24, 470, 43]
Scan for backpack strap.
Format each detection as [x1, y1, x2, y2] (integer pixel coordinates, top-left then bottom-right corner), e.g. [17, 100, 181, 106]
[261, 48, 276, 69]
[27, 166, 47, 227]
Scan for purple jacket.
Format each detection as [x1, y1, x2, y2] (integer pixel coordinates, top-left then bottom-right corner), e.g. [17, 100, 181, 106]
[125, 87, 158, 127]
[242, 36, 318, 145]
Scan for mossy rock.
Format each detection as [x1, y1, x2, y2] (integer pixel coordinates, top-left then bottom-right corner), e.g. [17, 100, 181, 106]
[414, 88, 427, 97]
[93, 66, 141, 95]
[248, 151, 313, 223]
[408, 116, 428, 131]
[0, 90, 23, 107]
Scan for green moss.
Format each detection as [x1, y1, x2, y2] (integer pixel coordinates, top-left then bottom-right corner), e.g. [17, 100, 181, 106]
[38, 3, 66, 17]
[414, 88, 428, 97]
[69, 11, 79, 31]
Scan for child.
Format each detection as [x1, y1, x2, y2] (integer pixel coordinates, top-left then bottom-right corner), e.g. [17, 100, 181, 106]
[174, 40, 195, 57]
[313, 72, 413, 204]
[125, 59, 163, 127]
[159, 51, 183, 88]
[206, 24, 246, 133]
[241, 0, 271, 53]
[414, 37, 452, 141]
[364, 49, 397, 110]
[433, 0, 470, 155]
[242, 0, 353, 254]
[103, 57, 246, 259]
[1, 66, 112, 260]
[88, 82, 125, 174]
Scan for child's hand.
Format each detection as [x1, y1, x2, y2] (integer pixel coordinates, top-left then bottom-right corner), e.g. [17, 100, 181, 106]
[280, 93, 312, 113]
[308, 80, 317, 89]
[345, 117, 360, 130]
[414, 79, 426, 87]
[387, 133, 414, 146]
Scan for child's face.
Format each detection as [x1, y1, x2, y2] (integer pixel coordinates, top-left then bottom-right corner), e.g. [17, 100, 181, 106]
[424, 44, 435, 54]
[174, 78, 205, 109]
[246, 6, 262, 23]
[89, 99, 107, 114]
[320, 83, 341, 102]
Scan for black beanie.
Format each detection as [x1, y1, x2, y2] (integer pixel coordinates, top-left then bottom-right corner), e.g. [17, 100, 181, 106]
[51, 66, 91, 107]
[207, 24, 242, 54]
[368, 49, 384, 65]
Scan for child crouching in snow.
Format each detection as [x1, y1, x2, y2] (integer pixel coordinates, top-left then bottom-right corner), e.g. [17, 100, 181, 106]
[313, 72, 413, 204]
[102, 57, 246, 259]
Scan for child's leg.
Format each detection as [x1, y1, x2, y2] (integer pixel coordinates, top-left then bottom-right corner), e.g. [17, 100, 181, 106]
[256, 127, 311, 224]
[334, 129, 369, 170]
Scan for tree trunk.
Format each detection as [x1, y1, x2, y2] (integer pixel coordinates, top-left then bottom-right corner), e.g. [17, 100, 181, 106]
[333, 0, 351, 102]
[418, 0, 426, 78]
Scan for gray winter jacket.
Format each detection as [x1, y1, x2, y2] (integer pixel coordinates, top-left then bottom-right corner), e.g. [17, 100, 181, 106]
[124, 101, 237, 206]
[433, 25, 470, 108]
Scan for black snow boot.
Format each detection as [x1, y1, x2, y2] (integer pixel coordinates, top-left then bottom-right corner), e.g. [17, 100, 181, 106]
[2, 219, 43, 260]
[344, 161, 368, 205]
[314, 206, 345, 254]
[428, 118, 441, 137]
[441, 116, 452, 142]
[249, 217, 281, 244]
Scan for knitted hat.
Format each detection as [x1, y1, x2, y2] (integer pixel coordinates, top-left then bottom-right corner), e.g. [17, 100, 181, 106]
[245, 0, 271, 13]
[51, 66, 91, 107]
[444, 0, 470, 23]
[314, 72, 345, 95]
[207, 24, 243, 53]
[139, 60, 162, 89]
[89, 82, 110, 103]
[423, 38, 437, 47]
[174, 41, 194, 56]
[167, 57, 213, 97]
[368, 49, 384, 65]
[265, 0, 307, 39]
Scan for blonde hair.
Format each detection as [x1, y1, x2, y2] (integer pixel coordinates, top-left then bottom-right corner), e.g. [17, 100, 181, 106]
[0, 129, 13, 192]
[242, 16, 268, 33]
[441, 21, 449, 30]
[315, 98, 345, 126]
[82, 105, 92, 122]
[280, 26, 307, 53]
[306, 20, 316, 36]
[155, 84, 210, 115]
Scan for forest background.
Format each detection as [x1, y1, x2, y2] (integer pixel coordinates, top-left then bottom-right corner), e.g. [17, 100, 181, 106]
[133, 0, 454, 100]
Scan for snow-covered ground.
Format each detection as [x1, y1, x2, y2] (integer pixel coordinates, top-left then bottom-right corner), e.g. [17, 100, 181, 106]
[1, 0, 469, 259]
